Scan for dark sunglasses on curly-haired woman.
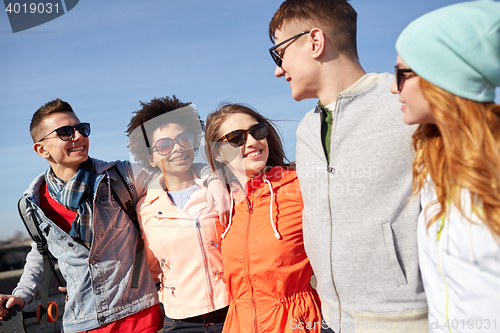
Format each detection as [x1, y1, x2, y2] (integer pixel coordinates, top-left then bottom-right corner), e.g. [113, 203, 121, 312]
[152, 132, 194, 156]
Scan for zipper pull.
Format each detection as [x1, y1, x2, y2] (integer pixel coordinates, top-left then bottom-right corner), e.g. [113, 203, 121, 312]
[210, 241, 220, 248]
[214, 270, 224, 279]
[164, 286, 175, 296]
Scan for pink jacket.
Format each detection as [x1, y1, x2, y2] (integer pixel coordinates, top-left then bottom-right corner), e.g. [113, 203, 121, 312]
[136, 175, 229, 319]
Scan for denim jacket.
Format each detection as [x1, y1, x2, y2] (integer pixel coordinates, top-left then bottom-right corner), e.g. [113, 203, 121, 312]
[12, 159, 159, 333]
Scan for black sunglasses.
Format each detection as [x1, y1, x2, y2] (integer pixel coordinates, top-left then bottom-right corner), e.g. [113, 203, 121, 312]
[152, 132, 194, 156]
[268, 31, 310, 67]
[217, 123, 268, 148]
[38, 123, 91, 142]
[395, 67, 416, 92]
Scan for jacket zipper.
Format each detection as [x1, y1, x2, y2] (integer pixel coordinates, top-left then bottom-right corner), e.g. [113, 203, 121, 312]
[436, 216, 452, 333]
[244, 189, 258, 333]
[327, 96, 343, 331]
[161, 257, 175, 296]
[195, 218, 216, 309]
[164, 286, 176, 296]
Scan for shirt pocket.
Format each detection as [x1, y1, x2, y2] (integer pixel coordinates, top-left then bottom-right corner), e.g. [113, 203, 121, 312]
[95, 187, 130, 231]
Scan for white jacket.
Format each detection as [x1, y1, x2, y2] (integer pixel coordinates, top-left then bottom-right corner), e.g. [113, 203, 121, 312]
[419, 180, 500, 333]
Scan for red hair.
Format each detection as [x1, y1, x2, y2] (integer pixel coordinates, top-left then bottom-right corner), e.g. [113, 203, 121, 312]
[412, 78, 500, 239]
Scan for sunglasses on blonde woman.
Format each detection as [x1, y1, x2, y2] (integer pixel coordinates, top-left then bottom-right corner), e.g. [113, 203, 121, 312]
[217, 123, 268, 147]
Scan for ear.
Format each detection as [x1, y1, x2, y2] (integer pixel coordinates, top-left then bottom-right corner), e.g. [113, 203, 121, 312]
[33, 142, 51, 159]
[215, 155, 225, 163]
[147, 154, 157, 168]
[213, 146, 225, 164]
[309, 28, 326, 60]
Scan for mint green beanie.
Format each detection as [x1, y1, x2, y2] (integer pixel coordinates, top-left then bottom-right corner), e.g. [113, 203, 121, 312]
[395, 0, 500, 102]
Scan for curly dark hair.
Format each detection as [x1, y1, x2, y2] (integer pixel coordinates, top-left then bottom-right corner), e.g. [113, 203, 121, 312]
[126, 95, 205, 166]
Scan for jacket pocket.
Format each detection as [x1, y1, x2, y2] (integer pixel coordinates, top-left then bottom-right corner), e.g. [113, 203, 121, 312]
[382, 222, 407, 286]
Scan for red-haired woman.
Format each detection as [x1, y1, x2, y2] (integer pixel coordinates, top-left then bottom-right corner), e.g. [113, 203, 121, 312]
[391, 2, 500, 332]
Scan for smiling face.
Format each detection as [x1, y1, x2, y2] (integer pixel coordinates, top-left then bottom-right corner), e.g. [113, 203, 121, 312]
[33, 111, 89, 181]
[216, 113, 269, 182]
[149, 123, 194, 179]
[390, 55, 435, 125]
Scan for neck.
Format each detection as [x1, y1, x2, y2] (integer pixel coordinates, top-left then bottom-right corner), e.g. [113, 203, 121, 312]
[234, 172, 250, 190]
[317, 56, 366, 106]
[50, 164, 79, 182]
[231, 168, 264, 190]
[163, 170, 196, 192]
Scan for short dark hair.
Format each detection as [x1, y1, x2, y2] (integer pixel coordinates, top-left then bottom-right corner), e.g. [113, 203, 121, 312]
[205, 103, 289, 177]
[30, 98, 75, 143]
[126, 95, 204, 166]
[269, 0, 358, 59]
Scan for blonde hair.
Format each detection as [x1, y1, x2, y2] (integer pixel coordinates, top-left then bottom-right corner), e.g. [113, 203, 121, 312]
[412, 78, 500, 239]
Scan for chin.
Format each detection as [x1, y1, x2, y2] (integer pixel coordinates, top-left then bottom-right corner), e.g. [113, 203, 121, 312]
[245, 162, 267, 177]
[291, 91, 305, 102]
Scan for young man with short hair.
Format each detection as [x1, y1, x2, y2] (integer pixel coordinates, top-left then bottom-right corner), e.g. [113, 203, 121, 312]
[0, 99, 163, 333]
[268, 1, 427, 332]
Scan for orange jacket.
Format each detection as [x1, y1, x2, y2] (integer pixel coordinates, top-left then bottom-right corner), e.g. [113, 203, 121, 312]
[221, 166, 321, 333]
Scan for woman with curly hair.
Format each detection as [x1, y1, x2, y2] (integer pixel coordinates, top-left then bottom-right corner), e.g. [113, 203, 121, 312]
[391, 2, 500, 332]
[126, 96, 229, 332]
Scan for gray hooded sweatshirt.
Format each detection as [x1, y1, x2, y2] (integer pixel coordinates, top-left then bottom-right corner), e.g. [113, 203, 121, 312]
[296, 73, 428, 333]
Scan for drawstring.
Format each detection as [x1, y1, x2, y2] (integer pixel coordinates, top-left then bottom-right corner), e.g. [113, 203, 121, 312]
[221, 177, 282, 240]
[221, 191, 234, 239]
[105, 170, 111, 203]
[264, 177, 281, 240]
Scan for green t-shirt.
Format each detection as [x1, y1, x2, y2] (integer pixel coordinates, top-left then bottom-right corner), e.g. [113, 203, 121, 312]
[319, 101, 333, 161]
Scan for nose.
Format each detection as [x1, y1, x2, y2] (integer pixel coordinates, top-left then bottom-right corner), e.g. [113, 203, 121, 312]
[72, 127, 84, 141]
[274, 65, 285, 78]
[390, 81, 399, 94]
[245, 132, 260, 147]
[170, 141, 184, 154]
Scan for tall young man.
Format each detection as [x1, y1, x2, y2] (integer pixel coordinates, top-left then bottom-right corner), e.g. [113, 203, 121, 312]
[268, 1, 427, 332]
[0, 99, 163, 333]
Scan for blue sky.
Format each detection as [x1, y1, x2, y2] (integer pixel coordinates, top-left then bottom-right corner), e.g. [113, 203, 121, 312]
[1, 0, 499, 238]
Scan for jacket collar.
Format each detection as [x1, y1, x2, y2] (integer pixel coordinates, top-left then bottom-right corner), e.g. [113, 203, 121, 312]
[24, 157, 118, 197]
[144, 171, 203, 203]
[314, 73, 388, 114]
[231, 166, 297, 197]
